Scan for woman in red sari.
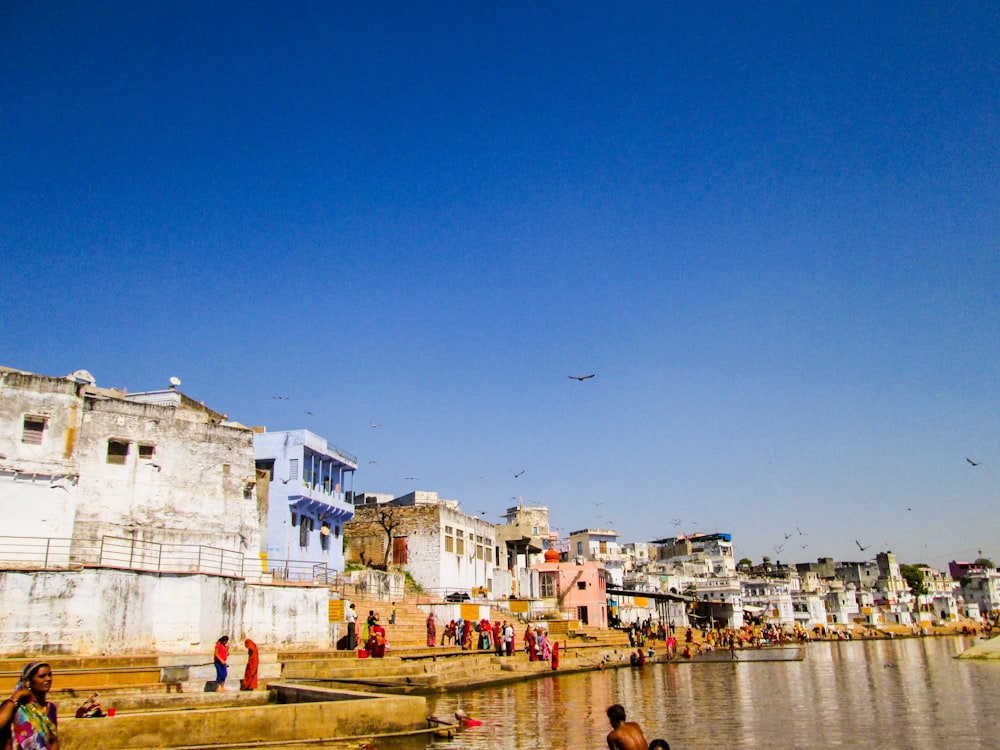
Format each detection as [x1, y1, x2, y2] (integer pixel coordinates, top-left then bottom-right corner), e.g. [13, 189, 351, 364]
[426, 613, 437, 647]
[240, 639, 259, 691]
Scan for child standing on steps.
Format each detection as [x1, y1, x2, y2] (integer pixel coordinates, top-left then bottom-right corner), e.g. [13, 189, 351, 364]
[389, 602, 397, 625]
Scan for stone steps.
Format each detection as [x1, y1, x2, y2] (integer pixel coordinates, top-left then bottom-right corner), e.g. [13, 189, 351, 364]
[1, 653, 282, 696]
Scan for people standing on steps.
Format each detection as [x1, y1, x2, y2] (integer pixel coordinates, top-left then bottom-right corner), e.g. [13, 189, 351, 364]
[240, 639, 259, 691]
[214, 636, 230, 692]
[426, 612, 437, 646]
[345, 603, 358, 650]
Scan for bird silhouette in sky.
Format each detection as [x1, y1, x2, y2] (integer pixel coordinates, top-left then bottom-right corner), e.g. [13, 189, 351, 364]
[279, 476, 291, 484]
[856, 540, 870, 552]
[568, 374, 595, 381]
[368, 461, 377, 465]
[306, 411, 313, 416]
[511, 469, 525, 478]
[784, 532, 792, 539]
[371, 422, 381, 429]
[797, 527, 808, 536]
[966, 458, 980, 466]
[272, 395, 289, 400]
[404, 476, 420, 481]
[773, 544, 784, 554]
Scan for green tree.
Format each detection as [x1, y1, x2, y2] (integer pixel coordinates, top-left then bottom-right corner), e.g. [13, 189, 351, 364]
[737, 558, 753, 571]
[900, 564, 928, 597]
[974, 557, 995, 569]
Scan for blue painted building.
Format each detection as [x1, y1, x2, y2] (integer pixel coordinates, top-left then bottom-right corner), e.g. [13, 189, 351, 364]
[253, 429, 357, 578]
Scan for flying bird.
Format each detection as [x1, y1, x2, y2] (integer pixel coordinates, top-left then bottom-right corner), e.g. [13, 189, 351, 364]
[368, 461, 378, 465]
[966, 458, 980, 466]
[370, 422, 381, 429]
[773, 544, 784, 554]
[568, 374, 595, 381]
[511, 469, 525, 478]
[797, 527, 808, 536]
[856, 540, 870, 552]
[404, 476, 420, 481]
[279, 476, 291, 484]
[305, 411, 313, 416]
[784, 532, 792, 539]
[272, 395, 289, 400]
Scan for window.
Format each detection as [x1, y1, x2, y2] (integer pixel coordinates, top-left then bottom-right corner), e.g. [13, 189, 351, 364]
[456, 530, 465, 556]
[222, 463, 231, 476]
[540, 573, 556, 598]
[288, 458, 299, 480]
[107, 440, 130, 465]
[138, 444, 155, 460]
[532, 526, 538, 535]
[577, 581, 587, 590]
[299, 515, 313, 547]
[599, 540, 608, 554]
[486, 546, 493, 564]
[21, 416, 47, 445]
[477, 544, 484, 560]
[255, 460, 275, 480]
[444, 526, 454, 553]
[576, 541, 583, 556]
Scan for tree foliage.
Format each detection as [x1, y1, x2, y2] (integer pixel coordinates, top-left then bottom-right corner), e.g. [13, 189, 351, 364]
[900, 564, 928, 597]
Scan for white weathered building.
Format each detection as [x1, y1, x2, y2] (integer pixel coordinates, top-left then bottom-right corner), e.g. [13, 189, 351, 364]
[344, 490, 497, 598]
[568, 528, 626, 587]
[0, 367, 331, 655]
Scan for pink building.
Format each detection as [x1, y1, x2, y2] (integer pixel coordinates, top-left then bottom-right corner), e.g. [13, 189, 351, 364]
[532, 547, 609, 627]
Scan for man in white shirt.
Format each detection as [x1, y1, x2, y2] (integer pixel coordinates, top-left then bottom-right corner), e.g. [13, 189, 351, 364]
[345, 603, 358, 649]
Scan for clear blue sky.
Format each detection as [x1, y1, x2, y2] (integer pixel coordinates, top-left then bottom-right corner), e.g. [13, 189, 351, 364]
[3, 2, 997, 570]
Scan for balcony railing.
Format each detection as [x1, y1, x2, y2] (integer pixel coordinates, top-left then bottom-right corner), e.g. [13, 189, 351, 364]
[0, 535, 246, 578]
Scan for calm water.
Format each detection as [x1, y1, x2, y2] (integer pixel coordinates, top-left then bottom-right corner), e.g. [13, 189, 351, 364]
[383, 636, 1000, 750]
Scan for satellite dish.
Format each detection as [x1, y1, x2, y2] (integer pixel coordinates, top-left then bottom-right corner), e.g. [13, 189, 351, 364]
[169, 376, 181, 387]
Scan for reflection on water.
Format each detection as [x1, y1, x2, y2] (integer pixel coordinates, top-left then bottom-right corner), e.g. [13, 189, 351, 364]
[372, 636, 999, 750]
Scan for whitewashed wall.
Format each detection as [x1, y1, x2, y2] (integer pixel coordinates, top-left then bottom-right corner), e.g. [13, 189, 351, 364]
[0, 569, 331, 655]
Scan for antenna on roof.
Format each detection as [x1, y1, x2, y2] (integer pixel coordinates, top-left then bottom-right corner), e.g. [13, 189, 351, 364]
[169, 376, 181, 389]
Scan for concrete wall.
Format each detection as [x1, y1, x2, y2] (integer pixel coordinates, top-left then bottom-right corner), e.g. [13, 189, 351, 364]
[0, 474, 78, 541]
[0, 568, 332, 655]
[59, 686, 427, 748]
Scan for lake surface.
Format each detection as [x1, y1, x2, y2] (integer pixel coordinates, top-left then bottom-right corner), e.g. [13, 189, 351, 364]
[400, 635, 1000, 750]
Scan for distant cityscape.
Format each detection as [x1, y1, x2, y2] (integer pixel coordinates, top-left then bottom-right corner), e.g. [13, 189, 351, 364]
[1, 365, 997, 657]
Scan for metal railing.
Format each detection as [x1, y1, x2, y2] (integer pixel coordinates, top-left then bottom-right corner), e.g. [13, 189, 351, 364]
[0, 535, 244, 578]
[247, 558, 344, 587]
